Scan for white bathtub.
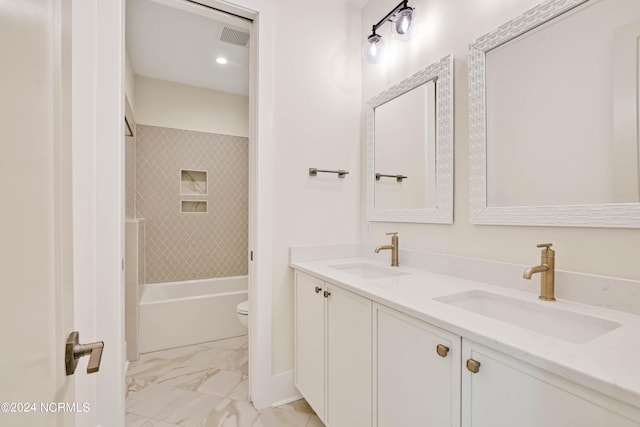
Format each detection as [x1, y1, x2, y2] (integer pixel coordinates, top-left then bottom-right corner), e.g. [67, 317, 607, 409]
[139, 276, 248, 353]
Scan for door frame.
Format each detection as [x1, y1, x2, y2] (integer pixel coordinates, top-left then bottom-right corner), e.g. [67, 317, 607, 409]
[69, 0, 126, 425]
[81, 0, 279, 415]
[71, 0, 126, 425]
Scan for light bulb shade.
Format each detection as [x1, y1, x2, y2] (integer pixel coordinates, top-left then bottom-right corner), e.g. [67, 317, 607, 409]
[362, 33, 384, 64]
[392, 6, 415, 41]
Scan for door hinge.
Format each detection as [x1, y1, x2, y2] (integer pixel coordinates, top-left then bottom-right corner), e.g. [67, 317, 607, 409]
[250, 251, 253, 261]
[122, 259, 125, 270]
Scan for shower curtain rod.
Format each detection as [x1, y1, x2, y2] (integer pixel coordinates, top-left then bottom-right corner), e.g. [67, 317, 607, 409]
[184, 0, 254, 23]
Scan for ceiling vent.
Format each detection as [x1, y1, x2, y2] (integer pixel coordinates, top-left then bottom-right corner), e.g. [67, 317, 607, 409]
[220, 26, 250, 47]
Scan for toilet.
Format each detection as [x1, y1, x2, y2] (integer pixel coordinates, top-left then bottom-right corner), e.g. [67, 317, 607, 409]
[236, 300, 249, 328]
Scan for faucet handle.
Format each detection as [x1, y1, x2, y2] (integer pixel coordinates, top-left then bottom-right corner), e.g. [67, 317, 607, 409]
[536, 243, 553, 250]
[385, 232, 398, 236]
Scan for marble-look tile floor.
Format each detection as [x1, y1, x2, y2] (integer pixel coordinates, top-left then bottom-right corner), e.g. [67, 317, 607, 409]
[126, 335, 323, 427]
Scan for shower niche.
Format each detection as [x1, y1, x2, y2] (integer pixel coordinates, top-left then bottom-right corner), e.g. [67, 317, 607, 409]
[181, 200, 207, 213]
[181, 169, 207, 195]
[181, 169, 208, 213]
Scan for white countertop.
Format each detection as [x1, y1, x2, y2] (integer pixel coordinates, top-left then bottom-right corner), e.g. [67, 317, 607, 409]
[290, 256, 640, 409]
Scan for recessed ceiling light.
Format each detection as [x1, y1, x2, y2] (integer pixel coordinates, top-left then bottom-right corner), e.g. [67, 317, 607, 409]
[216, 57, 228, 65]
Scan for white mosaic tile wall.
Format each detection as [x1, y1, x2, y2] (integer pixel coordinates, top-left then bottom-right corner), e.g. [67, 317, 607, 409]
[136, 125, 248, 284]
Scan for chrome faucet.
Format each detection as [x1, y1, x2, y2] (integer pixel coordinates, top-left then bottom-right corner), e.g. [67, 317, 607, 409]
[375, 232, 399, 267]
[523, 243, 555, 301]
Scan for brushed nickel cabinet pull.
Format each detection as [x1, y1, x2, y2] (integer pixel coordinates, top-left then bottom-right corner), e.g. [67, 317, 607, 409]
[315, 286, 322, 294]
[436, 344, 450, 358]
[466, 358, 481, 374]
[323, 290, 331, 298]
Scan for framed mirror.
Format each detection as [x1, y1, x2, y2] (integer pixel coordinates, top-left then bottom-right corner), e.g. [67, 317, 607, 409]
[469, 0, 640, 227]
[366, 54, 453, 223]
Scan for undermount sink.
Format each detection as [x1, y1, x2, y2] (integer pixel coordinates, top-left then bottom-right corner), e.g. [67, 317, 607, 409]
[435, 290, 621, 344]
[329, 263, 408, 280]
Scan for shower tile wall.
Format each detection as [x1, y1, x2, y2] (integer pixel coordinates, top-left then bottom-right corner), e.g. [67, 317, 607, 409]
[136, 125, 248, 284]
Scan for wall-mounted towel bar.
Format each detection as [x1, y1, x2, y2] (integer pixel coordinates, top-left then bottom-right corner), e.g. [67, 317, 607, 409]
[309, 168, 349, 178]
[376, 173, 407, 182]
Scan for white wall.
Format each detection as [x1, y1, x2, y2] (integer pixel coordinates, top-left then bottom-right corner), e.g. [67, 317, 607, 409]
[134, 75, 249, 137]
[270, 0, 363, 374]
[361, 0, 640, 282]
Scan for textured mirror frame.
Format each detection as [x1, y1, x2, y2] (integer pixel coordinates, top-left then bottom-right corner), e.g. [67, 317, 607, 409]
[366, 54, 454, 223]
[468, 0, 640, 228]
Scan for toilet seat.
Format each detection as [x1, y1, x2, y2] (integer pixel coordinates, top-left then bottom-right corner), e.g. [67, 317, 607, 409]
[236, 300, 249, 315]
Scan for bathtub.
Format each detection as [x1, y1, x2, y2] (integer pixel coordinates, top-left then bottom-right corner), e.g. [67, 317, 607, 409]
[139, 276, 248, 353]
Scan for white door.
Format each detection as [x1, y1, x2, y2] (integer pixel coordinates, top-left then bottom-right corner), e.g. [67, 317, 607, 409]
[0, 1, 125, 426]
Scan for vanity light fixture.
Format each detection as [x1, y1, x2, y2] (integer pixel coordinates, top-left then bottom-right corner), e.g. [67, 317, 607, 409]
[362, 0, 416, 63]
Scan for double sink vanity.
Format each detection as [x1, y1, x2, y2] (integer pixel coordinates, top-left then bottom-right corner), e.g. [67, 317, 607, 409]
[292, 0, 640, 425]
[291, 244, 640, 427]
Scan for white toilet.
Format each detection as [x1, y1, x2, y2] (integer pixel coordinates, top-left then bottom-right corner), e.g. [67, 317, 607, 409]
[236, 300, 249, 328]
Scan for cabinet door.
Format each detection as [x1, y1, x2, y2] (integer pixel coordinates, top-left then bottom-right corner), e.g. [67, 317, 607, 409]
[374, 304, 461, 427]
[462, 340, 640, 427]
[326, 284, 372, 427]
[294, 272, 326, 421]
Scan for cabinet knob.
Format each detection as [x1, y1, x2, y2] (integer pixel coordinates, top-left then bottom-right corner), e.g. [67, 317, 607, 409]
[323, 290, 331, 298]
[436, 344, 450, 358]
[466, 358, 481, 374]
[314, 286, 322, 294]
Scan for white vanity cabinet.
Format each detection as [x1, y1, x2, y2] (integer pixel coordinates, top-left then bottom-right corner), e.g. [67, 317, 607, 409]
[374, 304, 461, 427]
[294, 272, 326, 420]
[462, 340, 640, 427]
[293, 267, 640, 427]
[294, 271, 372, 427]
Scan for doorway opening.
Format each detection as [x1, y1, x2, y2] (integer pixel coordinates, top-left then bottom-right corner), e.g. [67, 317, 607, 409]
[123, 0, 256, 422]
